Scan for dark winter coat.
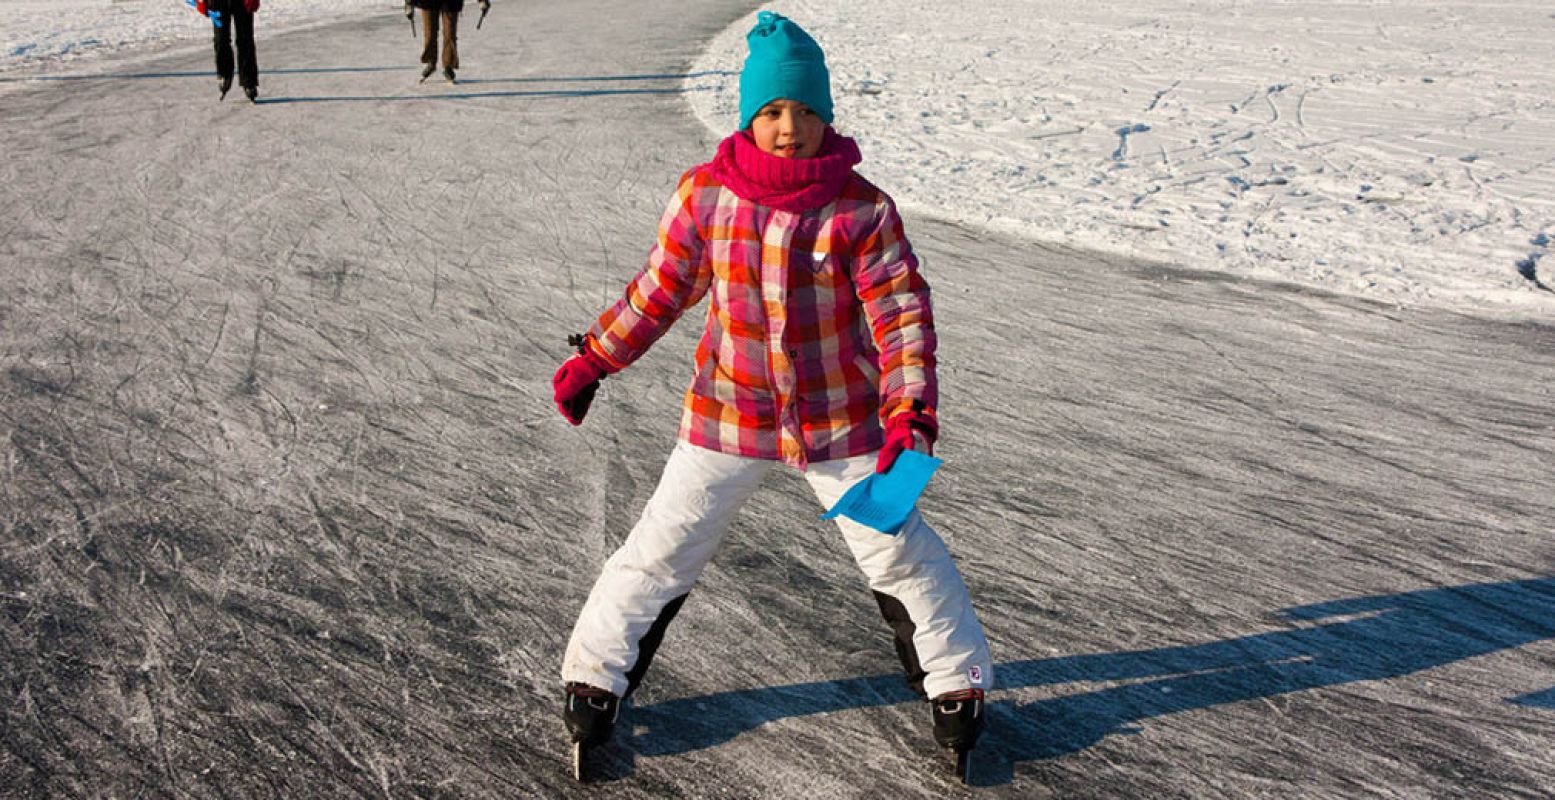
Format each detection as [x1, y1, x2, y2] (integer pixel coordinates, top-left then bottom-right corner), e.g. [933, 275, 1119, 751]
[410, 0, 465, 12]
[206, 0, 259, 13]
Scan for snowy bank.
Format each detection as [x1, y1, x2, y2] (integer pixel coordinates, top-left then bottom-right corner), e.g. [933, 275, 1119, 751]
[687, 1, 1555, 318]
[6, 0, 1552, 318]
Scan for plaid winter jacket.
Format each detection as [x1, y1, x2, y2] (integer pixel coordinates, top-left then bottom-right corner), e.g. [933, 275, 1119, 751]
[585, 165, 937, 468]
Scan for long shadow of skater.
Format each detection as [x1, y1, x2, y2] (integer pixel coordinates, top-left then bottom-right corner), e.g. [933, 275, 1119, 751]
[454, 69, 737, 85]
[630, 577, 1555, 784]
[256, 85, 701, 105]
[0, 66, 414, 83]
[249, 69, 722, 104]
[1510, 688, 1555, 709]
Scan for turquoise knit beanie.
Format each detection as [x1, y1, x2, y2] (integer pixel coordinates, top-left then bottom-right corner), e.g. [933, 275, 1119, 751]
[738, 11, 833, 130]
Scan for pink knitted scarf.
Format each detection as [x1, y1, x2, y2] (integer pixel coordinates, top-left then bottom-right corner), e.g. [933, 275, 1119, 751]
[709, 128, 863, 212]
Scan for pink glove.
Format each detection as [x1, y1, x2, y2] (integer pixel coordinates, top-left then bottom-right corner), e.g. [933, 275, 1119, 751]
[244, 0, 260, 12]
[876, 410, 937, 474]
[552, 348, 611, 426]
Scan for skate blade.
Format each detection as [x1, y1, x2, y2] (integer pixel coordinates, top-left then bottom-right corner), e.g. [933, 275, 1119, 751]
[572, 737, 594, 781]
[953, 747, 973, 784]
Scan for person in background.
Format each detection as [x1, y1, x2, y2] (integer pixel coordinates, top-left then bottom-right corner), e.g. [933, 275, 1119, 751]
[408, 0, 490, 84]
[196, 0, 261, 102]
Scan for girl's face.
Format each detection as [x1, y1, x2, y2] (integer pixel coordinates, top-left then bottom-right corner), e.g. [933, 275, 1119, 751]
[749, 99, 827, 159]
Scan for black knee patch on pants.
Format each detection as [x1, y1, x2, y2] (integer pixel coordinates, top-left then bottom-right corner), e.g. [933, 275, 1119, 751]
[874, 591, 928, 699]
[624, 592, 689, 699]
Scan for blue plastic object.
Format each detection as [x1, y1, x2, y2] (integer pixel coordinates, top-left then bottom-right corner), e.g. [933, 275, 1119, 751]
[821, 450, 941, 535]
[184, 0, 223, 28]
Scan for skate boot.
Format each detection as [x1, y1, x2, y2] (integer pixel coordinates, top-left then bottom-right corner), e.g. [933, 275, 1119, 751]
[218, 75, 232, 100]
[443, 67, 456, 84]
[931, 688, 985, 783]
[242, 85, 258, 104]
[564, 682, 620, 781]
[419, 63, 436, 83]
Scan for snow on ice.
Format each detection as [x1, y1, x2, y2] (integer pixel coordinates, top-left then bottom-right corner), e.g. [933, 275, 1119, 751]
[3, 0, 1552, 317]
[688, 1, 1555, 317]
[0, 0, 384, 76]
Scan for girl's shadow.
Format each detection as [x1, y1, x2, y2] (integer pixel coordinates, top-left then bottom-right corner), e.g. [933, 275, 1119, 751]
[629, 577, 1555, 786]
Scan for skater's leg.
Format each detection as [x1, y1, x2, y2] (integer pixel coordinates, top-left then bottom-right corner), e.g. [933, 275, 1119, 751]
[212, 10, 234, 84]
[441, 10, 460, 71]
[419, 9, 439, 68]
[562, 442, 772, 698]
[804, 454, 994, 700]
[232, 9, 257, 91]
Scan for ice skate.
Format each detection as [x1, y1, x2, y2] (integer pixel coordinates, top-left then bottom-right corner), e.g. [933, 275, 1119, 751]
[218, 75, 232, 100]
[563, 682, 620, 782]
[931, 688, 985, 783]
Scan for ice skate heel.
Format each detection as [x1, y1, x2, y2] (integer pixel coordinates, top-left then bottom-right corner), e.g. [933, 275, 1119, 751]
[563, 683, 620, 782]
[931, 688, 985, 783]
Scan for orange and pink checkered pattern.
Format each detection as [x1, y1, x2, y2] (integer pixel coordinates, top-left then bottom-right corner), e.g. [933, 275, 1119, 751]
[586, 166, 937, 468]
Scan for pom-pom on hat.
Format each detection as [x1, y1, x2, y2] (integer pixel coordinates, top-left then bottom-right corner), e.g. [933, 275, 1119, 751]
[738, 11, 833, 131]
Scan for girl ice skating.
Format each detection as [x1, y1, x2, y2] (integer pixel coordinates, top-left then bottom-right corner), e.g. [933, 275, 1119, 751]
[553, 11, 994, 780]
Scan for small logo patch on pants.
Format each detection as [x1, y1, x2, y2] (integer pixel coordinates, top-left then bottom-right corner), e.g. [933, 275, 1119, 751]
[968, 666, 984, 684]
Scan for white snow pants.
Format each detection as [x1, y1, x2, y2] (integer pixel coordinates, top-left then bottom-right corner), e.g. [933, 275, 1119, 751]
[561, 441, 994, 701]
